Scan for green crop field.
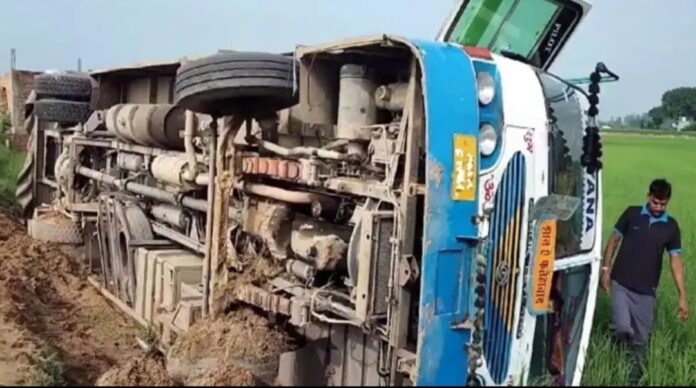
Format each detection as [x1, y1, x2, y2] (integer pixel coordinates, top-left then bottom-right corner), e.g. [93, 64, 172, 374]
[581, 134, 696, 386]
[0, 144, 24, 208]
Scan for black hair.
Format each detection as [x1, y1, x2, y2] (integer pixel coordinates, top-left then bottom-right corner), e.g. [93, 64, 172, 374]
[649, 178, 672, 200]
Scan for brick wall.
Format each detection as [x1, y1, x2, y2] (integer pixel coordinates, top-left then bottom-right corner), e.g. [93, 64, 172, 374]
[10, 70, 38, 135]
[0, 72, 10, 116]
[0, 70, 39, 137]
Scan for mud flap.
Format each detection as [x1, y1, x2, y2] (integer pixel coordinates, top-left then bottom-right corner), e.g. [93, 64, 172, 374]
[412, 40, 480, 386]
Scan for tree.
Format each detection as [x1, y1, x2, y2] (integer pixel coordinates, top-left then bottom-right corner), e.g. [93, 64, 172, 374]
[661, 87, 696, 121]
[648, 106, 665, 128]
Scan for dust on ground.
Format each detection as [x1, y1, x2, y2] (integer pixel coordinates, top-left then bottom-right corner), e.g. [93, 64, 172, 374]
[186, 364, 259, 386]
[170, 307, 293, 366]
[167, 306, 296, 386]
[0, 209, 297, 386]
[95, 353, 175, 386]
[0, 210, 142, 386]
[96, 305, 293, 387]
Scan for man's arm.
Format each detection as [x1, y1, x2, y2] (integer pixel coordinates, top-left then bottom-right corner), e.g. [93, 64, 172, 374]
[602, 233, 622, 269]
[671, 253, 687, 297]
[667, 223, 688, 321]
[601, 233, 622, 291]
[600, 208, 630, 292]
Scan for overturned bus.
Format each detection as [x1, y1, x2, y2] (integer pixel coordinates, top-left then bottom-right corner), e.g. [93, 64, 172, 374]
[17, 0, 615, 385]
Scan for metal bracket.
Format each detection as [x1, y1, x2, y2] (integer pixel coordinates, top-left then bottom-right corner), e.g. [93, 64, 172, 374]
[129, 239, 179, 248]
[83, 110, 106, 134]
[396, 349, 417, 382]
[451, 318, 475, 331]
[398, 255, 420, 287]
[408, 183, 426, 196]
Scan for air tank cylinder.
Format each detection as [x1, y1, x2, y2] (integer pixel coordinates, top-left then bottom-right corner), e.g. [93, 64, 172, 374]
[150, 154, 190, 186]
[106, 103, 186, 150]
[150, 204, 189, 229]
[116, 153, 145, 172]
[336, 64, 377, 158]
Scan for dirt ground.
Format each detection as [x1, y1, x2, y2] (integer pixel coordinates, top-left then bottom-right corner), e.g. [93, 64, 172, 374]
[0, 210, 142, 386]
[95, 354, 175, 386]
[167, 307, 296, 386]
[0, 209, 299, 386]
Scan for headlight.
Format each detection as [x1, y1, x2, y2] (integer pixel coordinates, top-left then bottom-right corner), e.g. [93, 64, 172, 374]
[476, 72, 495, 105]
[479, 124, 498, 156]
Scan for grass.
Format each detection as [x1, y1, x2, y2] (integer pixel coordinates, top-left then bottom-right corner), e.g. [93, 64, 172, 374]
[581, 134, 696, 385]
[602, 128, 696, 137]
[28, 347, 67, 386]
[0, 144, 26, 208]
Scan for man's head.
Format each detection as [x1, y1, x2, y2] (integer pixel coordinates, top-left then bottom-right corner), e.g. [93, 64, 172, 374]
[647, 178, 672, 217]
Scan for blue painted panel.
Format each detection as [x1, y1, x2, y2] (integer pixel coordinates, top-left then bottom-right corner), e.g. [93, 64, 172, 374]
[411, 39, 480, 386]
[434, 249, 466, 315]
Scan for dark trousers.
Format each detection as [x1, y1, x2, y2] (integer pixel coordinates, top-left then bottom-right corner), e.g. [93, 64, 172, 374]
[610, 280, 655, 384]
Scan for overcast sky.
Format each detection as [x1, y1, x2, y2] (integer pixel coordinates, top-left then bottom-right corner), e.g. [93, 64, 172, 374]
[1, 0, 694, 119]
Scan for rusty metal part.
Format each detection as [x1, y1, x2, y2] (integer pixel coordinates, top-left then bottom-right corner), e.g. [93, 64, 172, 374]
[242, 199, 292, 260]
[236, 283, 312, 327]
[209, 116, 245, 316]
[105, 103, 186, 150]
[242, 157, 302, 181]
[290, 217, 351, 271]
[177, 156, 310, 186]
[236, 284, 293, 316]
[202, 121, 217, 317]
[240, 155, 320, 186]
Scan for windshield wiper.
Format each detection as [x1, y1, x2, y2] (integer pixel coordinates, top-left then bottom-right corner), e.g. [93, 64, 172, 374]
[500, 50, 531, 64]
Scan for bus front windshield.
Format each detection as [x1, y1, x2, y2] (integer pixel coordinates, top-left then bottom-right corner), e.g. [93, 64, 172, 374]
[444, 0, 583, 69]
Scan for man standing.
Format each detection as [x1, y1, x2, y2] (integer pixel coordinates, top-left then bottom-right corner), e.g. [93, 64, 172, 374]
[601, 178, 688, 384]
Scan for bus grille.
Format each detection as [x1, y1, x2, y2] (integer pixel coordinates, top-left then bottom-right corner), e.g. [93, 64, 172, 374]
[484, 152, 526, 384]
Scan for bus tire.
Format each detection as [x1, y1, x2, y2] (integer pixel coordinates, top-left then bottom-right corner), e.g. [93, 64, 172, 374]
[174, 51, 298, 116]
[34, 73, 92, 100]
[34, 99, 92, 124]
